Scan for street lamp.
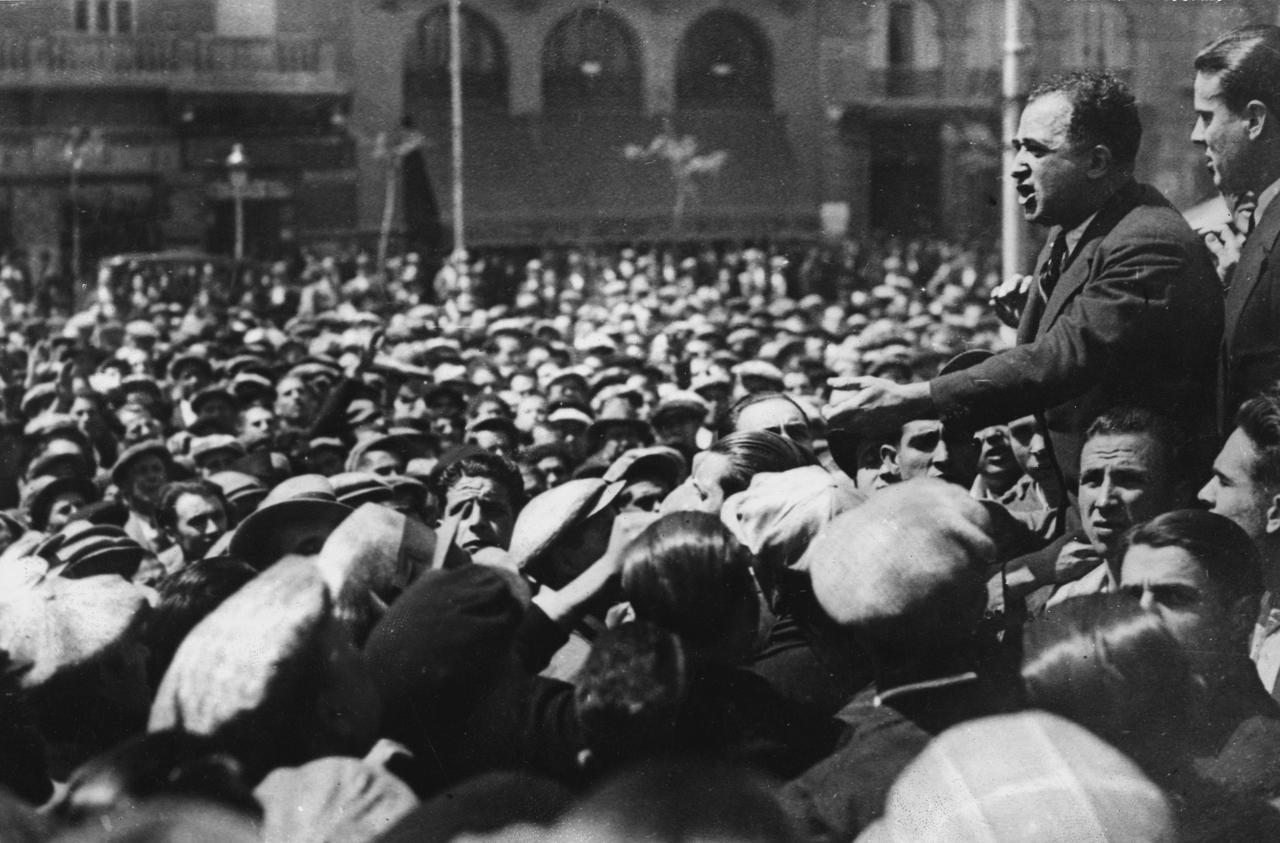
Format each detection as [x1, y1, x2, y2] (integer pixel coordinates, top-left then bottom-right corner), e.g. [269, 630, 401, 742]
[226, 143, 249, 262]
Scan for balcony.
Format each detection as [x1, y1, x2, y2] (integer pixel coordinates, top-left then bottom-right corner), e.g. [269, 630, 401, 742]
[0, 33, 344, 95]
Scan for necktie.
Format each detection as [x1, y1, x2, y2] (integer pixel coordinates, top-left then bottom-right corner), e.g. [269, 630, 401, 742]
[1233, 192, 1257, 239]
[1038, 233, 1068, 302]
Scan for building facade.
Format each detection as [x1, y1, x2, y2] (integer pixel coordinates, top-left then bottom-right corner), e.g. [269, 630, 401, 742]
[0, 0, 1274, 275]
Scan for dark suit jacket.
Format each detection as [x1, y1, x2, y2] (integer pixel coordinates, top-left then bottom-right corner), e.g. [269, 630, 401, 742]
[1221, 195, 1280, 431]
[933, 180, 1223, 482]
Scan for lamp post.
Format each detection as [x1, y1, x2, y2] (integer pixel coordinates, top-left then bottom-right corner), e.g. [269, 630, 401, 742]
[63, 126, 103, 287]
[226, 143, 249, 262]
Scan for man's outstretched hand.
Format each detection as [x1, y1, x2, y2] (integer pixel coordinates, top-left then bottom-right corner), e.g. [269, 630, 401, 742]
[822, 376, 935, 438]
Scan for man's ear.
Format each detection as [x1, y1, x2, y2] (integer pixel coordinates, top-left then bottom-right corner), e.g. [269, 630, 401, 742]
[1265, 492, 1280, 536]
[1087, 143, 1115, 179]
[1246, 100, 1270, 141]
[879, 444, 899, 471]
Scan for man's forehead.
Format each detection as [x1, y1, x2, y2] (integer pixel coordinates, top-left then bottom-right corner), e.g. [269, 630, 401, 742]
[1121, 544, 1211, 586]
[1019, 92, 1073, 141]
[1193, 70, 1226, 105]
[1081, 432, 1162, 467]
[447, 476, 506, 501]
[900, 419, 943, 440]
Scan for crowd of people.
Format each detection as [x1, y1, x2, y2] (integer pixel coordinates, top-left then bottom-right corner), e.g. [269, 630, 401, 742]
[4, 21, 1280, 843]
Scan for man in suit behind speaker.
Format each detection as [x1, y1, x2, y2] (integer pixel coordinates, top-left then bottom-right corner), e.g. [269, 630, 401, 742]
[824, 71, 1222, 486]
[1192, 25, 1280, 433]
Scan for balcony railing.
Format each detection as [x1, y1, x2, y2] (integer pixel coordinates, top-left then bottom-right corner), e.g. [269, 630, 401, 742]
[0, 33, 342, 93]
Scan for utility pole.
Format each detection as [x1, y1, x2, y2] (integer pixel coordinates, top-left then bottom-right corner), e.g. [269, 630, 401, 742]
[1001, 0, 1026, 281]
[449, 0, 465, 258]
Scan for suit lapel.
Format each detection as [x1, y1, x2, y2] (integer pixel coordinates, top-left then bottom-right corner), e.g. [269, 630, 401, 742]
[1225, 199, 1280, 342]
[1038, 182, 1144, 332]
[1017, 231, 1059, 344]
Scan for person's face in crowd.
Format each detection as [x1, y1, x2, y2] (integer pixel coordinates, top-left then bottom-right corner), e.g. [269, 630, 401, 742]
[661, 450, 733, 515]
[47, 490, 87, 532]
[1008, 415, 1056, 488]
[70, 395, 105, 439]
[123, 387, 159, 412]
[469, 397, 509, 424]
[440, 475, 517, 556]
[197, 450, 238, 477]
[1078, 432, 1183, 559]
[427, 390, 466, 419]
[241, 406, 277, 442]
[1191, 70, 1260, 197]
[127, 454, 169, 506]
[975, 424, 1022, 488]
[631, 383, 659, 421]
[1011, 91, 1097, 229]
[433, 414, 465, 447]
[734, 397, 813, 448]
[275, 376, 317, 425]
[170, 492, 229, 560]
[515, 395, 547, 433]
[519, 463, 547, 500]
[655, 416, 702, 451]
[883, 419, 979, 487]
[537, 454, 570, 489]
[354, 447, 403, 477]
[176, 365, 210, 400]
[471, 429, 517, 458]
[699, 384, 730, 426]
[509, 373, 537, 399]
[472, 366, 501, 395]
[596, 423, 643, 459]
[1119, 542, 1253, 673]
[550, 420, 589, 463]
[1199, 427, 1278, 542]
[550, 380, 588, 406]
[783, 371, 813, 398]
[492, 336, 526, 374]
[197, 396, 237, 434]
[617, 477, 670, 514]
[394, 382, 427, 423]
[119, 407, 161, 444]
[308, 446, 345, 477]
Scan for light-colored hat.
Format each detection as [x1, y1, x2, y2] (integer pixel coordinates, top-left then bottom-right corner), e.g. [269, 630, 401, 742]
[806, 478, 995, 632]
[507, 479, 625, 574]
[0, 571, 150, 690]
[858, 712, 1175, 843]
[255, 757, 419, 843]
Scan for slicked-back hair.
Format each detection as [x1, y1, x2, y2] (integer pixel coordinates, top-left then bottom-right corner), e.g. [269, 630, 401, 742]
[1236, 390, 1280, 494]
[1029, 70, 1142, 168]
[1121, 509, 1264, 607]
[1194, 24, 1280, 116]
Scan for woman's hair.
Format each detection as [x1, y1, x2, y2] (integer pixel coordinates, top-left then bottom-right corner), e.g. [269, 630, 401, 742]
[1022, 594, 1193, 761]
[707, 429, 815, 498]
[620, 511, 757, 653]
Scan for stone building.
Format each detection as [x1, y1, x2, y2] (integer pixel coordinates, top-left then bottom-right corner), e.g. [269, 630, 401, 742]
[0, 0, 1274, 273]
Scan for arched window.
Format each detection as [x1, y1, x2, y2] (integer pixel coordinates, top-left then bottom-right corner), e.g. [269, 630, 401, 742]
[1062, 2, 1132, 70]
[676, 10, 772, 109]
[404, 5, 509, 108]
[867, 0, 941, 97]
[542, 8, 642, 111]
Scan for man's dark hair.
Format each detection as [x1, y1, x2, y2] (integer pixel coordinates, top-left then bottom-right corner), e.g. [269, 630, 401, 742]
[145, 556, 258, 688]
[1122, 510, 1264, 607]
[438, 451, 525, 509]
[1085, 406, 1188, 479]
[1194, 24, 1280, 116]
[707, 430, 815, 498]
[1236, 391, 1280, 494]
[1029, 70, 1142, 168]
[575, 622, 688, 772]
[155, 480, 228, 533]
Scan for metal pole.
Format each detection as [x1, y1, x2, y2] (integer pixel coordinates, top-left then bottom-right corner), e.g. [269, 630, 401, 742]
[449, 0, 465, 256]
[70, 164, 81, 287]
[233, 190, 244, 263]
[1001, 0, 1025, 280]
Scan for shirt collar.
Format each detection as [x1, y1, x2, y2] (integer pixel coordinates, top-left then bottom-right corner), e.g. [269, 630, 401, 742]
[1253, 177, 1280, 226]
[1062, 211, 1099, 257]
